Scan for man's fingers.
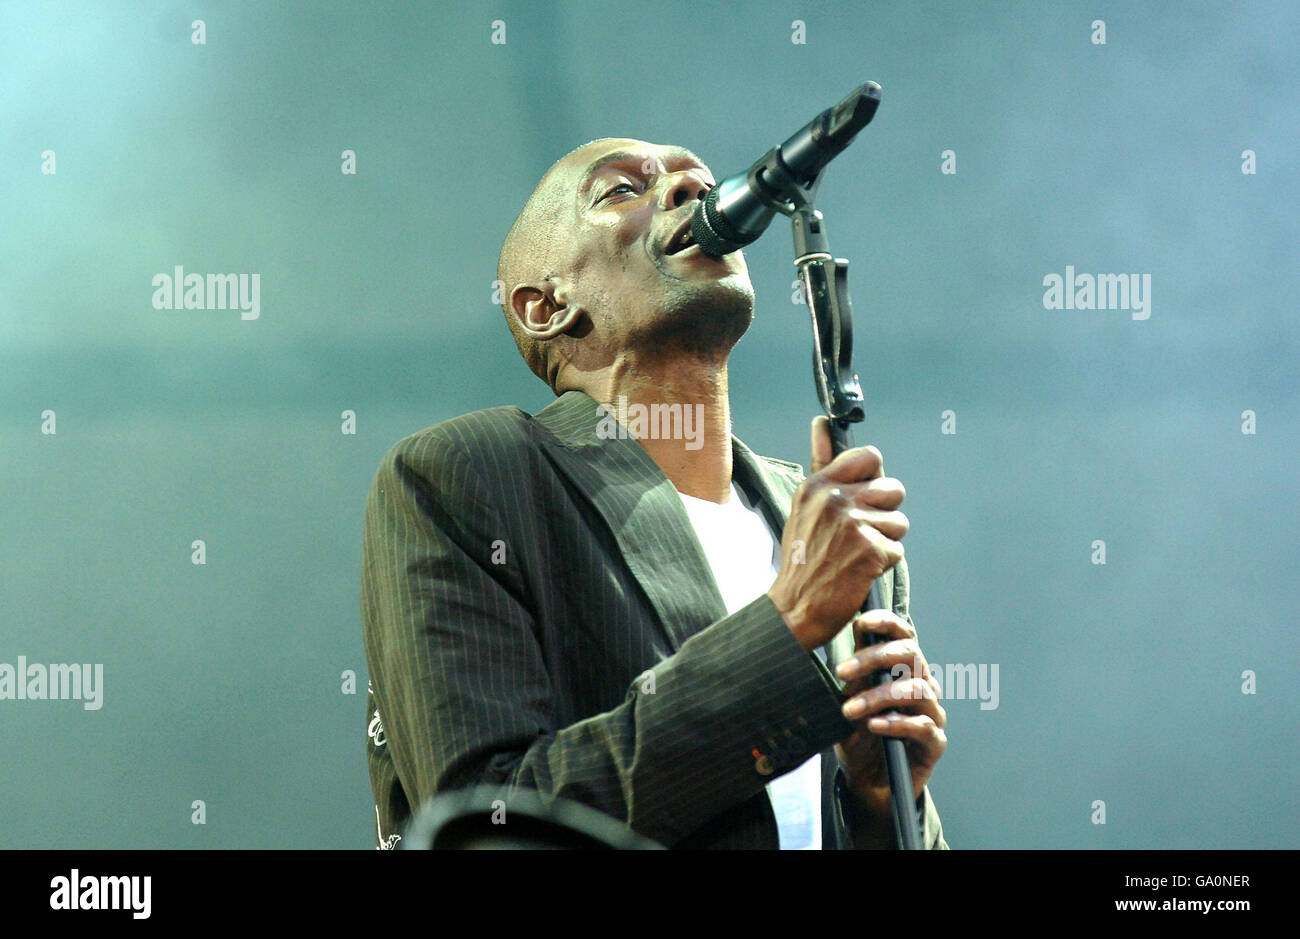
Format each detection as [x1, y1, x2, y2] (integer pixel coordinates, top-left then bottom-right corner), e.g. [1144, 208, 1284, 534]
[841, 678, 946, 727]
[835, 636, 926, 683]
[850, 506, 909, 543]
[809, 417, 885, 482]
[819, 442, 884, 484]
[859, 476, 906, 509]
[850, 609, 915, 644]
[864, 713, 948, 752]
[810, 416, 834, 475]
[821, 476, 906, 512]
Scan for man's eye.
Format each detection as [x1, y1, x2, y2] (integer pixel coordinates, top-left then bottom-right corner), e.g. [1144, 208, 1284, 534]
[602, 183, 637, 201]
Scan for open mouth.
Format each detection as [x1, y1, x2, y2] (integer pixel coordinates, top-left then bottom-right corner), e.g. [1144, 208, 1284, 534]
[663, 218, 698, 256]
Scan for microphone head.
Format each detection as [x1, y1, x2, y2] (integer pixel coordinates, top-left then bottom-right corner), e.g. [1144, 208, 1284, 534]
[690, 181, 768, 258]
[689, 187, 738, 258]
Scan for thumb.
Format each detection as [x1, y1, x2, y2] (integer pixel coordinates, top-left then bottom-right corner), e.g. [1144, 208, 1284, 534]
[810, 416, 833, 474]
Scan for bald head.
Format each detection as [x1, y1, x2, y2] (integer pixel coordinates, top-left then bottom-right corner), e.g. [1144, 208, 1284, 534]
[497, 140, 608, 392]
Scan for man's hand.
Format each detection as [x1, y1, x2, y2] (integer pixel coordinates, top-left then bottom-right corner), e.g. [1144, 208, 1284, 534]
[833, 609, 947, 829]
[768, 415, 908, 651]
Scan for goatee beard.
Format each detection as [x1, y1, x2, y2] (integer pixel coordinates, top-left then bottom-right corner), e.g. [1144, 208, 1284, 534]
[635, 280, 756, 363]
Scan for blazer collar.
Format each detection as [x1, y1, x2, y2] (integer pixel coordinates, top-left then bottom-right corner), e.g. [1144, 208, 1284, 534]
[533, 389, 801, 652]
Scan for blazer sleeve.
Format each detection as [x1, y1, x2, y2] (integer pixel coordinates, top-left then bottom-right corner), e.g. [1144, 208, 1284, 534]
[361, 432, 858, 848]
[832, 554, 950, 850]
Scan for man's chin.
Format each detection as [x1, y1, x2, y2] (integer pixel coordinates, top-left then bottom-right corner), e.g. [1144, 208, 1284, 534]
[646, 278, 756, 360]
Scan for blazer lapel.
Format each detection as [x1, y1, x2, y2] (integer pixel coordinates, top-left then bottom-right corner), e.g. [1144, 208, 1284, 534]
[534, 390, 727, 652]
[534, 389, 874, 667]
[729, 436, 796, 539]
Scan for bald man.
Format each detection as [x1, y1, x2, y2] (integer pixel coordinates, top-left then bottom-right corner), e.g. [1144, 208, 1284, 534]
[361, 138, 948, 850]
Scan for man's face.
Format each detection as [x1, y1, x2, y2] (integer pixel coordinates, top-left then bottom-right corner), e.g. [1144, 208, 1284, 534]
[553, 138, 756, 362]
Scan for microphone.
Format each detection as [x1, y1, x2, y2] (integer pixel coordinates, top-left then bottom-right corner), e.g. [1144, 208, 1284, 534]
[690, 82, 882, 258]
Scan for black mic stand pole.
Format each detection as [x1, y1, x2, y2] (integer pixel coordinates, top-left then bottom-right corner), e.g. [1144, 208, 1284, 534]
[750, 91, 924, 849]
[795, 204, 923, 851]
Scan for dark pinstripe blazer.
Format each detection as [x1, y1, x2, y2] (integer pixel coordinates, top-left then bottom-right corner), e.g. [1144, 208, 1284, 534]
[362, 388, 947, 849]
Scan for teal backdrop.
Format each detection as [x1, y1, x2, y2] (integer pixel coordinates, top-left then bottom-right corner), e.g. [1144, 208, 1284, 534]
[1, 0, 1296, 848]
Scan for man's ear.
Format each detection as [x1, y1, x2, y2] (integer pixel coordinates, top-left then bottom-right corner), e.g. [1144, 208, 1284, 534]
[510, 281, 584, 340]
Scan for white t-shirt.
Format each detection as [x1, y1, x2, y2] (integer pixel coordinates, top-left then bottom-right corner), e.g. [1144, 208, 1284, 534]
[676, 480, 824, 850]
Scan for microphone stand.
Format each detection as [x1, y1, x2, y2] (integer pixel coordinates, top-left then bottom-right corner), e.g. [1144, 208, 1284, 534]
[748, 118, 924, 850]
[796, 208, 923, 851]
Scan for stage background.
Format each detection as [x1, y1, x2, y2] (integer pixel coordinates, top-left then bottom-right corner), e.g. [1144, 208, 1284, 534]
[1, 0, 1296, 848]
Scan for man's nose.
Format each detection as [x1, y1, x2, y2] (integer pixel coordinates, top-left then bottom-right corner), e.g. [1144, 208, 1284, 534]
[659, 169, 710, 210]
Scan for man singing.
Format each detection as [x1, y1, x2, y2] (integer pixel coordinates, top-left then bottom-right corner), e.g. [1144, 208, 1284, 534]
[361, 137, 948, 849]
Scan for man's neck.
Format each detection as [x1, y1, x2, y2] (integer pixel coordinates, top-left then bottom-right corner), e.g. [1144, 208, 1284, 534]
[576, 356, 733, 504]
